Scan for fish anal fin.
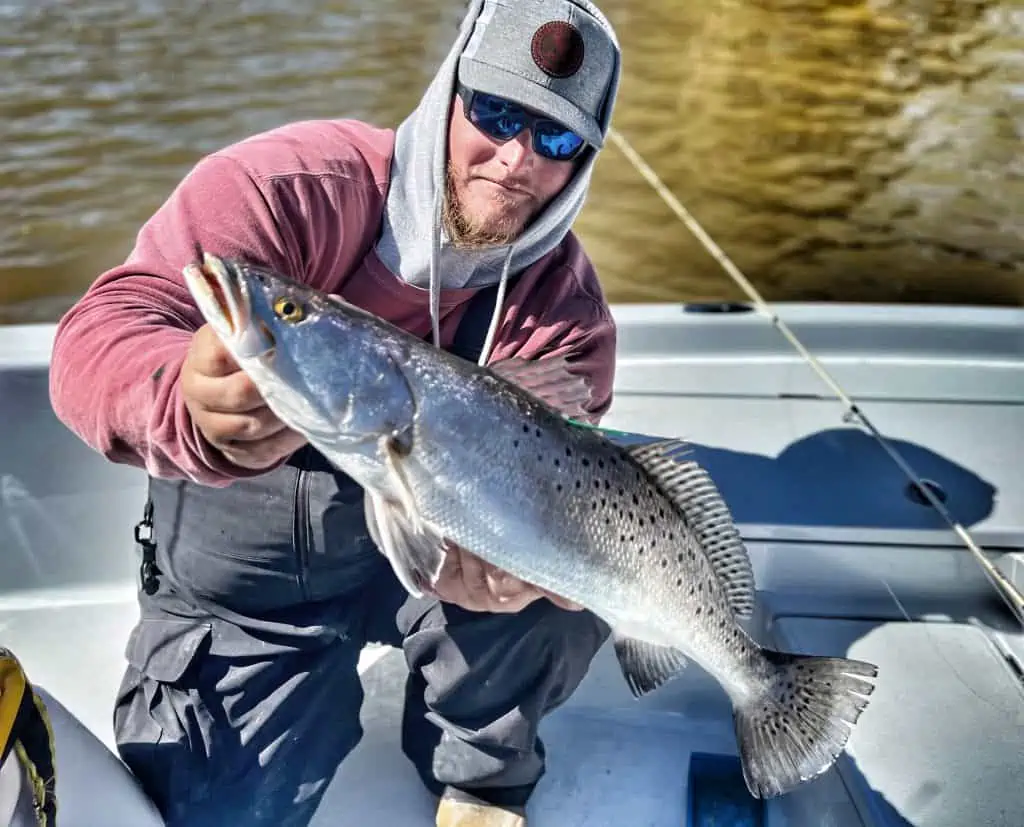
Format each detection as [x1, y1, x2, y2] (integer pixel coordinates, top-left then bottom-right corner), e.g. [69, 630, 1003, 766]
[613, 633, 688, 698]
[489, 356, 593, 419]
[626, 439, 756, 619]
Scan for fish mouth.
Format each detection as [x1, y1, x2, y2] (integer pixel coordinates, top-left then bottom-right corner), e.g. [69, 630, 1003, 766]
[183, 252, 275, 358]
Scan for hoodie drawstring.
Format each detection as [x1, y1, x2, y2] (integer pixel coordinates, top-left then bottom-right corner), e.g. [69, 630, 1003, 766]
[428, 188, 512, 367]
[477, 246, 512, 366]
[429, 189, 443, 349]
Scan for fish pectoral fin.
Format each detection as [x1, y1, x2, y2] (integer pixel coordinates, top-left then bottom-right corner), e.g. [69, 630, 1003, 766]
[364, 491, 447, 599]
[612, 633, 688, 698]
[489, 356, 593, 419]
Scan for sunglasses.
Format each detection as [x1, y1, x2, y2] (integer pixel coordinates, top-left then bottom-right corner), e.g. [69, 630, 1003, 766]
[458, 84, 586, 162]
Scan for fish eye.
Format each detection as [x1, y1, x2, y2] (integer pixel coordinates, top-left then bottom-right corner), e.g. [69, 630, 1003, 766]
[273, 296, 305, 323]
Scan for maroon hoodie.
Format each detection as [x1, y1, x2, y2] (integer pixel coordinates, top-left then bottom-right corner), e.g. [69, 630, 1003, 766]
[48, 119, 617, 487]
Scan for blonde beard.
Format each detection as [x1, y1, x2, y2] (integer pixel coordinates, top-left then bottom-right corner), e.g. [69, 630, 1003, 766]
[442, 161, 524, 250]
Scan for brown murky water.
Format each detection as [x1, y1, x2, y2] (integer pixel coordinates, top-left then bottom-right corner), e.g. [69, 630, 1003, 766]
[1, 0, 1021, 324]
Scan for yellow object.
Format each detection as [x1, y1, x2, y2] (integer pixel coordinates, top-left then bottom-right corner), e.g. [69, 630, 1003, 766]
[0, 649, 57, 826]
[435, 790, 526, 827]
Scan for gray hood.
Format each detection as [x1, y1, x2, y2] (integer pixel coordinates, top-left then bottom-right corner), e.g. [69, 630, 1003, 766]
[374, 0, 621, 362]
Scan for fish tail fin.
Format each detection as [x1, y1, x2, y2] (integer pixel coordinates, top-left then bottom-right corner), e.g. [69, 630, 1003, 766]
[733, 650, 878, 798]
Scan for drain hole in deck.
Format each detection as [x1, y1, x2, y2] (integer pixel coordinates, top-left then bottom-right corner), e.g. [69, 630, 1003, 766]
[905, 479, 947, 507]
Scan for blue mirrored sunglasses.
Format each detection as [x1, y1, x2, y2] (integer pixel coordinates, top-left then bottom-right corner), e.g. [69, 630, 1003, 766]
[458, 84, 586, 162]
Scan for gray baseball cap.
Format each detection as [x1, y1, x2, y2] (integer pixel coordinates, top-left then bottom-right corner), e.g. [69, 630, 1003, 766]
[457, 0, 618, 149]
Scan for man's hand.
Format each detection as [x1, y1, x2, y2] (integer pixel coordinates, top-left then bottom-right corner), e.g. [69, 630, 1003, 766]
[427, 541, 584, 614]
[181, 324, 307, 470]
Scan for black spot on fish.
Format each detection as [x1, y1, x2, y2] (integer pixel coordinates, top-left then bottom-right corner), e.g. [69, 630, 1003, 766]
[575, 481, 581, 489]
[677, 554, 684, 562]
[598, 460, 605, 469]
[537, 454, 543, 461]
[676, 578, 682, 586]
[514, 440, 519, 448]
[554, 458, 559, 467]
[604, 480, 610, 490]
[565, 447, 572, 457]
[556, 484, 563, 492]
[582, 458, 590, 467]
[594, 481, 600, 489]
[523, 425, 529, 433]
[632, 494, 639, 506]
[601, 498, 606, 507]
[661, 559, 667, 567]
[535, 428, 541, 438]
[695, 606, 702, 615]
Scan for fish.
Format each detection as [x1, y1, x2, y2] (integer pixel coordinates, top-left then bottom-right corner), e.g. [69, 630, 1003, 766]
[182, 251, 878, 799]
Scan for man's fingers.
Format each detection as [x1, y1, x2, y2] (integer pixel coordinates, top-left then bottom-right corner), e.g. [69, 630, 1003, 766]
[188, 324, 241, 378]
[428, 546, 582, 615]
[540, 589, 585, 611]
[197, 406, 290, 445]
[217, 426, 307, 470]
[457, 550, 495, 607]
[185, 370, 267, 414]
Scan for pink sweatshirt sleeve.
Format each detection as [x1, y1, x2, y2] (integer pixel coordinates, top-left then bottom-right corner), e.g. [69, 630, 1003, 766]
[488, 242, 618, 426]
[49, 153, 308, 486]
[539, 294, 617, 426]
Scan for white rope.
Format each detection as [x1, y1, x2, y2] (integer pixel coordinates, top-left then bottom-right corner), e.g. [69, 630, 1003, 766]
[606, 125, 1024, 627]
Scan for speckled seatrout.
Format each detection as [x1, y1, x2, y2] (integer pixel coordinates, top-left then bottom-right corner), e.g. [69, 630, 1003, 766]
[183, 252, 878, 799]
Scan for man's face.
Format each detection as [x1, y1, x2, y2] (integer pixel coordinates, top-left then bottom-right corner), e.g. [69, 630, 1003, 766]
[444, 89, 579, 249]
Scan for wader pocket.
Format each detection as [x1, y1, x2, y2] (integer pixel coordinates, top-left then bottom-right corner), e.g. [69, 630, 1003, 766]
[124, 618, 212, 685]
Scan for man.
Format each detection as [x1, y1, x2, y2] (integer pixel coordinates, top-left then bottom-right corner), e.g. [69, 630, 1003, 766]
[48, 0, 621, 824]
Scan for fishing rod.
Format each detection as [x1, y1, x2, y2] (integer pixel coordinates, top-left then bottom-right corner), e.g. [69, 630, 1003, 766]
[605, 126, 1024, 628]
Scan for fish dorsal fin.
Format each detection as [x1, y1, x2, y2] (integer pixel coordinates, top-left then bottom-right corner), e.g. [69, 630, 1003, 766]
[489, 356, 593, 419]
[626, 439, 756, 618]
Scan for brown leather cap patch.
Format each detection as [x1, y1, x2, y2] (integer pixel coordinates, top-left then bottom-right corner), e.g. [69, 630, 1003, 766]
[531, 21, 585, 78]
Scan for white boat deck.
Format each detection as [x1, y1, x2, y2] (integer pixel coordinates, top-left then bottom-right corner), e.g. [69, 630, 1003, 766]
[1, 302, 1022, 826]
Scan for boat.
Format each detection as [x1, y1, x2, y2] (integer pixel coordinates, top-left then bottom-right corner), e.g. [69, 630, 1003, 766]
[1, 289, 1022, 825]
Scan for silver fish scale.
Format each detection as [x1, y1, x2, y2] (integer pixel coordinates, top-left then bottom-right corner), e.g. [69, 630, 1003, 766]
[397, 352, 756, 679]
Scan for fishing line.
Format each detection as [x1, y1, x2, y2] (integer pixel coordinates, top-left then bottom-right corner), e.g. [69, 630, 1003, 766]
[606, 125, 1024, 629]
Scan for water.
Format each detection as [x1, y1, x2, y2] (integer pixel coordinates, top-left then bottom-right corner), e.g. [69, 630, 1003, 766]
[1, 0, 1022, 324]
